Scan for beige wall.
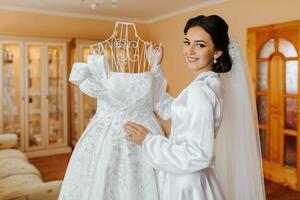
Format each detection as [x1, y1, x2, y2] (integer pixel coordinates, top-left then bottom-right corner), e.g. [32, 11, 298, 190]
[0, 10, 149, 41]
[148, 0, 300, 96]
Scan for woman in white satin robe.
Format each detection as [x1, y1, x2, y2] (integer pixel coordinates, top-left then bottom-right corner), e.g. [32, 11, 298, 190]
[124, 15, 232, 200]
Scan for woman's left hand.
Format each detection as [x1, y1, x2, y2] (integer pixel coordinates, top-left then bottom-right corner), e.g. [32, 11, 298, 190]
[123, 122, 149, 145]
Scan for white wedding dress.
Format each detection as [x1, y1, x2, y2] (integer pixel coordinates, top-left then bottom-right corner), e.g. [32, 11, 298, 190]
[58, 55, 173, 200]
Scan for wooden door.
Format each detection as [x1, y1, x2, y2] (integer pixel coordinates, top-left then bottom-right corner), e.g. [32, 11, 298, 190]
[248, 20, 300, 190]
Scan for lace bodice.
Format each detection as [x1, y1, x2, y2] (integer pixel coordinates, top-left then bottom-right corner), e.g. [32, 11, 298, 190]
[69, 55, 172, 121]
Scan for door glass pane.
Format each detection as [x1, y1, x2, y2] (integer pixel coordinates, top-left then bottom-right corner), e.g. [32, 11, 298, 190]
[257, 96, 267, 124]
[48, 45, 65, 145]
[285, 98, 297, 130]
[285, 61, 298, 94]
[259, 129, 267, 159]
[259, 38, 275, 58]
[257, 62, 268, 91]
[2, 44, 22, 147]
[27, 45, 42, 147]
[279, 38, 298, 58]
[284, 135, 297, 168]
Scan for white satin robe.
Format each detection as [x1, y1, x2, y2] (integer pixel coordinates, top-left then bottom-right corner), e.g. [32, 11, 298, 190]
[142, 70, 226, 200]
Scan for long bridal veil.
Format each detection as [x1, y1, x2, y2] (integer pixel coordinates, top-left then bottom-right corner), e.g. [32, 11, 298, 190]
[215, 38, 266, 200]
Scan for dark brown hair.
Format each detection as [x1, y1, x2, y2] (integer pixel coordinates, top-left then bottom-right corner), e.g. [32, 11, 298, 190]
[184, 15, 232, 73]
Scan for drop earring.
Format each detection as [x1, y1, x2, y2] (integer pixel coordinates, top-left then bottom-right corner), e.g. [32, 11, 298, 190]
[213, 58, 217, 64]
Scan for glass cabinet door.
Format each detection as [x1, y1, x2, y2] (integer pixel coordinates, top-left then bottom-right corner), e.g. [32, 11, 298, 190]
[83, 95, 97, 128]
[71, 46, 87, 146]
[71, 45, 97, 147]
[47, 45, 66, 146]
[71, 85, 81, 146]
[26, 44, 43, 149]
[82, 47, 97, 128]
[1, 43, 23, 148]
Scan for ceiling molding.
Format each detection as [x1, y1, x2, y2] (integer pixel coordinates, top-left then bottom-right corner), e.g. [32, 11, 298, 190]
[0, 6, 146, 23]
[0, 0, 227, 24]
[145, 0, 227, 24]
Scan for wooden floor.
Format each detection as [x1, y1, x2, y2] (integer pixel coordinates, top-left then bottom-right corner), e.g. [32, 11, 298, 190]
[265, 180, 300, 200]
[29, 153, 71, 182]
[29, 153, 300, 199]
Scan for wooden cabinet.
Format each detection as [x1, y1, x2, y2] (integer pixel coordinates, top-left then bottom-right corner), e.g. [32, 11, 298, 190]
[0, 38, 71, 158]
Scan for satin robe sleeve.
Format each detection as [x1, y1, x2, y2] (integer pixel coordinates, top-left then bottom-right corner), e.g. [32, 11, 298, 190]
[142, 82, 216, 174]
[152, 64, 174, 120]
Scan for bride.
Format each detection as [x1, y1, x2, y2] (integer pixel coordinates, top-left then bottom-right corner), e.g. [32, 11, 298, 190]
[124, 15, 266, 200]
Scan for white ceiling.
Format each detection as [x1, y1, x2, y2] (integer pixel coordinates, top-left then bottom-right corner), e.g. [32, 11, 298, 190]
[0, 0, 226, 23]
